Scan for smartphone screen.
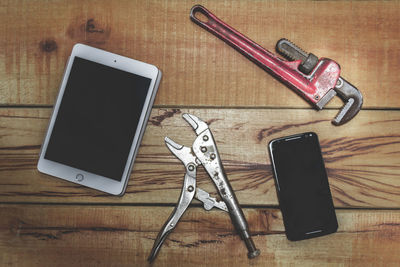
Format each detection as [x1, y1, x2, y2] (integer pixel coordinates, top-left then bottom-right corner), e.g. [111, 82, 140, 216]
[268, 132, 338, 241]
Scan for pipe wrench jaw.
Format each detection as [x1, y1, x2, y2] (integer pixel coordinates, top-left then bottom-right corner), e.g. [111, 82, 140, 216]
[305, 66, 363, 126]
[276, 39, 363, 125]
[331, 77, 363, 125]
[313, 76, 364, 126]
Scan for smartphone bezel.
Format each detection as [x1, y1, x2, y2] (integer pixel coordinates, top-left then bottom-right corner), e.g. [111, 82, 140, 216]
[268, 132, 338, 241]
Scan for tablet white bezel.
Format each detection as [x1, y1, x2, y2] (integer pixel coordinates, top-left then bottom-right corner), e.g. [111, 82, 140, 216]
[37, 43, 161, 195]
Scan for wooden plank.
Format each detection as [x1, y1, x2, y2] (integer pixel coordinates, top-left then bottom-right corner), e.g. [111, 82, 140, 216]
[1, 108, 399, 207]
[1, 204, 399, 266]
[0, 0, 399, 108]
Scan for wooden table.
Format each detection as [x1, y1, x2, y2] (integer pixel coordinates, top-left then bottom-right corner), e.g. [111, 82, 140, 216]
[1, 1, 399, 266]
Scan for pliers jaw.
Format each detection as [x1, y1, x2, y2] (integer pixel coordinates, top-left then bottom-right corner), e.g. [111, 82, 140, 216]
[164, 137, 199, 167]
[182, 113, 209, 135]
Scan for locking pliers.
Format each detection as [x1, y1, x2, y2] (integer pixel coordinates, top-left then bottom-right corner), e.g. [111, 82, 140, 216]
[148, 114, 260, 262]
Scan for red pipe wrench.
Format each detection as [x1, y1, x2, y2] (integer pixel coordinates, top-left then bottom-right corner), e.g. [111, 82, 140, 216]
[190, 5, 363, 125]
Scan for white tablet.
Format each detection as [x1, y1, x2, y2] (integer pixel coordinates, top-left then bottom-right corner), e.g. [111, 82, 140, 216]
[38, 44, 162, 195]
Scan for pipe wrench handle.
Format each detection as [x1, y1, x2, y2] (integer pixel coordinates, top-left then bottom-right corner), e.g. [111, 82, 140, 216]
[192, 129, 260, 259]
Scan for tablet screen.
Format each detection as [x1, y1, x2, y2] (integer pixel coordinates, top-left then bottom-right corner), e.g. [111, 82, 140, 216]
[45, 57, 151, 181]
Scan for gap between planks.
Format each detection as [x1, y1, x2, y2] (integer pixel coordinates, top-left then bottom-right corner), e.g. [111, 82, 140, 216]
[1, 105, 400, 111]
[1, 202, 400, 211]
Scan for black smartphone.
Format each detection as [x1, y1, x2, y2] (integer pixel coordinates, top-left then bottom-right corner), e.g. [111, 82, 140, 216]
[268, 132, 338, 241]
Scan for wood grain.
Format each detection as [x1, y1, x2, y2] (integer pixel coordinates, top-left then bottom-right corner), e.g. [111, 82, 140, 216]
[1, 1, 399, 266]
[1, 0, 399, 108]
[1, 108, 399, 207]
[1, 204, 399, 266]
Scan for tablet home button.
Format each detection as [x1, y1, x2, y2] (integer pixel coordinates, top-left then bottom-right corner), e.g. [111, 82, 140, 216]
[76, 174, 84, 182]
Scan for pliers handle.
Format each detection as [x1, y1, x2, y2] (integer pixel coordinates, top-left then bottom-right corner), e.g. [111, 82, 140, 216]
[186, 114, 260, 259]
[148, 139, 197, 262]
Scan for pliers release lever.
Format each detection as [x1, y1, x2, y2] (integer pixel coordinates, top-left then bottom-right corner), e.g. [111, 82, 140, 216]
[190, 5, 363, 125]
[148, 114, 260, 262]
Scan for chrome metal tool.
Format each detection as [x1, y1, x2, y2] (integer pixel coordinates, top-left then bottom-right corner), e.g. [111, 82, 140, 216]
[148, 113, 260, 262]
